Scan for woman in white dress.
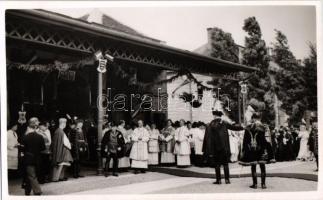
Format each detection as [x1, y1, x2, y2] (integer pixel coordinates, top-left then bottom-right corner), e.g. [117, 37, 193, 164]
[193, 122, 206, 166]
[7, 123, 19, 172]
[174, 119, 191, 167]
[148, 123, 160, 165]
[229, 130, 240, 162]
[297, 125, 311, 161]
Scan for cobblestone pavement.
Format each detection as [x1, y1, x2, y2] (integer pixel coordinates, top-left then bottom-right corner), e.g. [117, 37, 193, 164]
[7, 161, 318, 195]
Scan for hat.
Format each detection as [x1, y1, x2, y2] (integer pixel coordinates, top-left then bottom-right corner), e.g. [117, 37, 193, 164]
[212, 110, 223, 117]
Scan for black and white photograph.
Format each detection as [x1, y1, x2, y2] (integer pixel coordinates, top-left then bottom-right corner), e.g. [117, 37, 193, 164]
[0, 1, 321, 200]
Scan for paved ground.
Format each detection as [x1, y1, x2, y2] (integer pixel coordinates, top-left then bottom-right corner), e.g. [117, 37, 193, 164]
[161, 160, 318, 176]
[7, 160, 318, 195]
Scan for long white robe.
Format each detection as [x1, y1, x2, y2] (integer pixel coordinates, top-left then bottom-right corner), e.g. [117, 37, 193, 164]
[148, 129, 160, 165]
[7, 130, 19, 170]
[174, 126, 191, 166]
[130, 127, 150, 168]
[188, 128, 196, 149]
[297, 131, 311, 160]
[193, 128, 205, 155]
[229, 130, 240, 162]
[160, 126, 176, 164]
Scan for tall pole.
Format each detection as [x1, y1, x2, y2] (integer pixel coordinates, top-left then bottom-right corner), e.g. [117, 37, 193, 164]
[274, 93, 279, 129]
[242, 93, 246, 125]
[237, 83, 241, 124]
[240, 82, 247, 126]
[97, 71, 103, 175]
[189, 81, 193, 122]
[95, 55, 107, 175]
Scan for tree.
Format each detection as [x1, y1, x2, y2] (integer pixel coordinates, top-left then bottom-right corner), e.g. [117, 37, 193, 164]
[241, 17, 274, 126]
[208, 27, 240, 122]
[272, 29, 306, 124]
[303, 43, 317, 111]
[210, 27, 239, 63]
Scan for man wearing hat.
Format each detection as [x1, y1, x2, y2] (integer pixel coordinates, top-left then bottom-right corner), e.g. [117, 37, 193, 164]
[51, 118, 73, 182]
[25, 117, 40, 134]
[20, 117, 40, 192]
[203, 110, 243, 184]
[21, 117, 45, 195]
[239, 112, 274, 189]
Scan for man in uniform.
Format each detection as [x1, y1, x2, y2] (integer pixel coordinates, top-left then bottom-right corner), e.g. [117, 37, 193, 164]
[203, 110, 243, 184]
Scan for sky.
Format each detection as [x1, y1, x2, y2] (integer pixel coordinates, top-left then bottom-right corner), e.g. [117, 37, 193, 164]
[49, 6, 316, 60]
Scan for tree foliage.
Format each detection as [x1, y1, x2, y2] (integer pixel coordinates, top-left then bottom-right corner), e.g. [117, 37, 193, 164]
[241, 17, 275, 126]
[210, 27, 239, 63]
[272, 29, 307, 124]
[302, 43, 317, 111]
[208, 27, 240, 122]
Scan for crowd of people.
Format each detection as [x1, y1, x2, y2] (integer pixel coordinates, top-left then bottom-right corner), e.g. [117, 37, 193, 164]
[7, 110, 318, 195]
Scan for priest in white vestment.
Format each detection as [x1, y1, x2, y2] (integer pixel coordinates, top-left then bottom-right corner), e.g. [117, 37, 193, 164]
[148, 123, 160, 165]
[130, 120, 150, 173]
[174, 119, 191, 167]
[160, 119, 176, 164]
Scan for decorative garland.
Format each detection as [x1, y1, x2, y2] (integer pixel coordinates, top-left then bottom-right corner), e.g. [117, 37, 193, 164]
[179, 92, 202, 108]
[7, 56, 95, 73]
[185, 70, 213, 91]
[7, 55, 219, 93]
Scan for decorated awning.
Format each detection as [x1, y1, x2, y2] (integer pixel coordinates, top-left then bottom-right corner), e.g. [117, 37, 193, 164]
[6, 9, 257, 75]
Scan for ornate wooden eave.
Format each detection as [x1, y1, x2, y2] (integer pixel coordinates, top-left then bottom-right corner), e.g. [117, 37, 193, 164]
[6, 9, 258, 75]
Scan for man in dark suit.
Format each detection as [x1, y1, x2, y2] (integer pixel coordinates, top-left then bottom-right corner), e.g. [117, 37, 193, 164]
[308, 121, 318, 171]
[203, 110, 243, 184]
[101, 122, 125, 177]
[21, 120, 46, 195]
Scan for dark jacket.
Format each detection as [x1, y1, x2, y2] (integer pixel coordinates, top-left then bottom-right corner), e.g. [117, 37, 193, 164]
[203, 119, 243, 165]
[239, 122, 273, 166]
[21, 132, 46, 166]
[276, 130, 294, 161]
[69, 128, 88, 160]
[101, 129, 125, 158]
[308, 127, 318, 155]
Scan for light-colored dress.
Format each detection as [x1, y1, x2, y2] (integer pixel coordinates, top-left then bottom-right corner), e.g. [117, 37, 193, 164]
[193, 128, 205, 155]
[39, 129, 52, 154]
[7, 130, 19, 170]
[61, 133, 72, 166]
[160, 126, 176, 164]
[188, 128, 196, 149]
[174, 126, 191, 166]
[297, 131, 311, 160]
[229, 130, 240, 162]
[148, 129, 160, 165]
[130, 127, 150, 169]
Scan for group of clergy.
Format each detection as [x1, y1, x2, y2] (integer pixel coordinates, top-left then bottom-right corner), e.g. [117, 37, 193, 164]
[100, 118, 207, 176]
[104, 110, 275, 189]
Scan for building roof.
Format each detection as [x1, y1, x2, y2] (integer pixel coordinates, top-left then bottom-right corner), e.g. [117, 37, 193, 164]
[78, 9, 162, 43]
[6, 9, 258, 74]
[194, 43, 212, 57]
